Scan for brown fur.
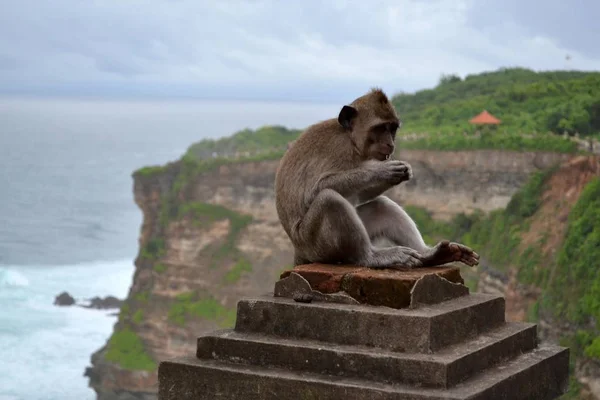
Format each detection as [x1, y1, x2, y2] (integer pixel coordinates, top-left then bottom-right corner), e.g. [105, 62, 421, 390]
[274, 89, 479, 269]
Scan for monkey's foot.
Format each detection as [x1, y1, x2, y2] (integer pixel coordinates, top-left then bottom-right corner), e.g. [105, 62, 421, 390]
[421, 240, 479, 267]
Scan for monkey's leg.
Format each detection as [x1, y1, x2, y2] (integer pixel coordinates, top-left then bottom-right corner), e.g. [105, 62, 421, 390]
[297, 189, 423, 269]
[357, 196, 479, 267]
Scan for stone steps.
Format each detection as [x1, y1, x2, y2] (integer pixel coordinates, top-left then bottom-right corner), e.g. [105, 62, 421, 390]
[196, 321, 538, 388]
[159, 345, 569, 400]
[157, 266, 570, 399]
[234, 293, 506, 353]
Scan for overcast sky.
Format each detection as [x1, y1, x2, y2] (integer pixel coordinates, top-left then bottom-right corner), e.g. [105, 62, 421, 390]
[1, 0, 599, 102]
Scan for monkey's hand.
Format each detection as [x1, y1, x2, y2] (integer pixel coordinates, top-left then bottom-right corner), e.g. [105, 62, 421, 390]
[378, 160, 412, 185]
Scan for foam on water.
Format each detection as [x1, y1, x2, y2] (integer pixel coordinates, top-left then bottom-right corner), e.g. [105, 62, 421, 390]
[0, 259, 134, 400]
[0, 269, 30, 287]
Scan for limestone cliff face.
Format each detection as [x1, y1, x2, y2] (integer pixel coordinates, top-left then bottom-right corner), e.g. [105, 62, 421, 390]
[393, 149, 572, 220]
[86, 149, 572, 400]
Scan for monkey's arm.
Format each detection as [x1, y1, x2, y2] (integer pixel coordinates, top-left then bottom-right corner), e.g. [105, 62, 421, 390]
[307, 161, 410, 206]
[356, 183, 398, 204]
[310, 169, 377, 201]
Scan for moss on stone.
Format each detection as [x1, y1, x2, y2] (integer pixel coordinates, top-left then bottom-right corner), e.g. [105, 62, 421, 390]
[104, 328, 157, 371]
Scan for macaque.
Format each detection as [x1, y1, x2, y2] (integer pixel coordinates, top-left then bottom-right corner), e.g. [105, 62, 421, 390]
[274, 88, 479, 269]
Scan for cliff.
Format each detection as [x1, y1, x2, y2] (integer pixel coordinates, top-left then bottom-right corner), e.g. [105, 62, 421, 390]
[85, 149, 574, 400]
[465, 155, 600, 399]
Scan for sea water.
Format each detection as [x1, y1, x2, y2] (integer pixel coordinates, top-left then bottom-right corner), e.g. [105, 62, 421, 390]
[0, 97, 337, 400]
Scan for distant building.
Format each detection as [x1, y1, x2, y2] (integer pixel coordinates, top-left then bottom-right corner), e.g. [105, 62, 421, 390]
[469, 110, 501, 126]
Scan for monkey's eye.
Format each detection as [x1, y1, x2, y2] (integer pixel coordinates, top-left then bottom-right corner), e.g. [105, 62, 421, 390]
[372, 124, 387, 134]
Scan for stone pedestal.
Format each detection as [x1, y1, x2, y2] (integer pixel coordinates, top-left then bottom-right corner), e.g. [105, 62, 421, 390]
[158, 264, 570, 400]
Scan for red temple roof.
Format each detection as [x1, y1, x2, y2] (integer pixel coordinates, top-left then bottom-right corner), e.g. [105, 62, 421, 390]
[469, 110, 501, 125]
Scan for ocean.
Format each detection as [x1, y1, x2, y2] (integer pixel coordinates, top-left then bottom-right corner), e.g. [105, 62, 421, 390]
[0, 97, 338, 400]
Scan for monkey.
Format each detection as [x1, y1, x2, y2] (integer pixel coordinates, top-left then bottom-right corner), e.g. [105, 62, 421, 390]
[274, 88, 479, 270]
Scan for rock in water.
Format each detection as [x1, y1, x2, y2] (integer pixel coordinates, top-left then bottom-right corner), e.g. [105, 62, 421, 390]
[82, 296, 123, 310]
[54, 291, 75, 306]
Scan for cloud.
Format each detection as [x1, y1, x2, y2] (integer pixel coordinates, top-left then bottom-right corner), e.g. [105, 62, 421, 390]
[0, 0, 598, 101]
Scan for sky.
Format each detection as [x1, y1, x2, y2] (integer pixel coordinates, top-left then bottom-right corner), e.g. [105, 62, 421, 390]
[0, 0, 599, 102]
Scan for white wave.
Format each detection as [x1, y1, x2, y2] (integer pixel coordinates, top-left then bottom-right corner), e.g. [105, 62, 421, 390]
[0, 268, 30, 287]
[0, 258, 135, 400]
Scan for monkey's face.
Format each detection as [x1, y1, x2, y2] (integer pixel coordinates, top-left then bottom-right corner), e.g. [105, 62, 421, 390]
[365, 121, 399, 161]
[338, 88, 402, 161]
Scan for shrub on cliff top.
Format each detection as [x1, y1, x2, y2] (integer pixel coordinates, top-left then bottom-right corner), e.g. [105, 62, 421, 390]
[185, 125, 300, 160]
[391, 68, 600, 135]
[134, 165, 168, 178]
[398, 131, 579, 153]
[104, 328, 157, 371]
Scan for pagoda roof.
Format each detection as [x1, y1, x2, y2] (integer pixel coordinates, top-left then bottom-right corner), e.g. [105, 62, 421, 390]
[469, 110, 501, 125]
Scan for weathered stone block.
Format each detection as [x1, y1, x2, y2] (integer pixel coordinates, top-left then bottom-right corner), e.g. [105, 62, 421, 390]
[235, 293, 505, 353]
[409, 273, 469, 309]
[278, 264, 466, 309]
[197, 322, 537, 388]
[157, 262, 570, 400]
[273, 272, 360, 305]
[159, 345, 569, 400]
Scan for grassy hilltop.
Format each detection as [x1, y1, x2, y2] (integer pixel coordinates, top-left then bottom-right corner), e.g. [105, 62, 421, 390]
[169, 67, 600, 164]
[393, 67, 600, 135]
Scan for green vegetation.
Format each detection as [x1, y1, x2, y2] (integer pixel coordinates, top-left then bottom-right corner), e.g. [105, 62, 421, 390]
[157, 151, 271, 227]
[406, 168, 600, 397]
[584, 336, 600, 359]
[526, 300, 540, 323]
[399, 131, 579, 153]
[460, 168, 556, 271]
[392, 68, 600, 135]
[168, 292, 236, 328]
[134, 70, 599, 199]
[543, 178, 600, 333]
[118, 303, 130, 322]
[134, 291, 150, 303]
[140, 238, 166, 260]
[153, 263, 167, 273]
[185, 125, 300, 160]
[405, 205, 482, 246]
[104, 328, 157, 371]
[134, 164, 168, 178]
[132, 310, 144, 325]
[223, 258, 253, 284]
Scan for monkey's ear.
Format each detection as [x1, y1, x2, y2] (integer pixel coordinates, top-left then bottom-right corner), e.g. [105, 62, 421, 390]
[338, 105, 357, 130]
